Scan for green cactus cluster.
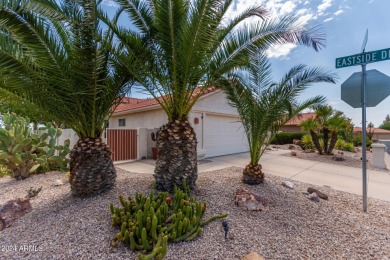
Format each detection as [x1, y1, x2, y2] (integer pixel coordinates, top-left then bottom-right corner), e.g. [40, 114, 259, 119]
[0, 113, 70, 179]
[110, 181, 228, 259]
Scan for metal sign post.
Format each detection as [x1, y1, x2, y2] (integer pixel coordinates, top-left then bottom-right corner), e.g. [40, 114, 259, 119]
[361, 63, 367, 212]
[337, 30, 390, 213]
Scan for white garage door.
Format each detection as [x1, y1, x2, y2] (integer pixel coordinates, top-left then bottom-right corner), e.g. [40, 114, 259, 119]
[203, 114, 249, 157]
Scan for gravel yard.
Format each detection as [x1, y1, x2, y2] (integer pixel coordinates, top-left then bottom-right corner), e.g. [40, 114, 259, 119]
[1, 167, 390, 259]
[277, 146, 389, 172]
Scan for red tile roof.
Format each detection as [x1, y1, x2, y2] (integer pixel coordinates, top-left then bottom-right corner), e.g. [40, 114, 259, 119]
[353, 127, 390, 134]
[114, 87, 217, 113]
[284, 113, 316, 126]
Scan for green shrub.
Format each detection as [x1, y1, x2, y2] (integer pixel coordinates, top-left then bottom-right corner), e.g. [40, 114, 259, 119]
[335, 139, 355, 152]
[0, 113, 70, 180]
[301, 134, 314, 149]
[270, 132, 306, 145]
[352, 135, 362, 147]
[0, 165, 10, 178]
[352, 135, 372, 148]
[342, 142, 355, 152]
[110, 181, 227, 259]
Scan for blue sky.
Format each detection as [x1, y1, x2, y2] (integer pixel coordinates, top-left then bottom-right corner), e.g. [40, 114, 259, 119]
[102, 0, 390, 127]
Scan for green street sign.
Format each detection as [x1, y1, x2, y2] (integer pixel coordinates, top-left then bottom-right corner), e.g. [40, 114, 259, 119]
[335, 48, 390, 68]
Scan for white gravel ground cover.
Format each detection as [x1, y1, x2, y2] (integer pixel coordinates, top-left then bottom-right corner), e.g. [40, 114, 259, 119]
[1, 167, 389, 259]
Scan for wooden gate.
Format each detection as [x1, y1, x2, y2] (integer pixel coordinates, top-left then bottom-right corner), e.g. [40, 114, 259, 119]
[106, 129, 137, 161]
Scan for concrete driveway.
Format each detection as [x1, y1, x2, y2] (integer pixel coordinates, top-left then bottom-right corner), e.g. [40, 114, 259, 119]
[117, 150, 390, 202]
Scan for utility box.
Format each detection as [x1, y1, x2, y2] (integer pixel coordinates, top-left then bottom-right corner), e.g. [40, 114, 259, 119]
[371, 143, 387, 169]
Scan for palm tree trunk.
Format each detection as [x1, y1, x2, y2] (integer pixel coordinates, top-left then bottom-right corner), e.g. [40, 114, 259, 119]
[323, 128, 330, 154]
[310, 130, 323, 155]
[242, 163, 264, 185]
[69, 137, 116, 196]
[328, 132, 338, 154]
[153, 119, 198, 191]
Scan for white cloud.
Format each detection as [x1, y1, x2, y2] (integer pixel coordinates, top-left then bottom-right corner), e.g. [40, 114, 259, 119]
[317, 0, 333, 14]
[280, 1, 297, 15]
[323, 17, 334, 22]
[297, 13, 315, 25]
[225, 0, 347, 58]
[266, 43, 296, 58]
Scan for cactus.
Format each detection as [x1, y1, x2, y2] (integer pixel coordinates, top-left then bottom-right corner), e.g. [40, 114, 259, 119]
[110, 181, 227, 259]
[0, 113, 70, 179]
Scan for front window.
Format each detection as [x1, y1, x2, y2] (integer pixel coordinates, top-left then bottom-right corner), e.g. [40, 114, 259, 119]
[118, 118, 126, 127]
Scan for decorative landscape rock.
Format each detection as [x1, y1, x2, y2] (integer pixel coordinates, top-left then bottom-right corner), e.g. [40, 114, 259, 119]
[308, 192, 320, 202]
[282, 181, 294, 189]
[308, 188, 329, 200]
[234, 188, 269, 211]
[241, 252, 265, 260]
[26, 187, 42, 198]
[303, 149, 315, 153]
[332, 156, 345, 161]
[288, 145, 295, 150]
[0, 198, 32, 230]
[53, 179, 65, 186]
[291, 151, 297, 156]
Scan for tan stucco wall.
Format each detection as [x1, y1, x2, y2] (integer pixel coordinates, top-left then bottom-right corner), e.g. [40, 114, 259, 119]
[279, 126, 302, 133]
[374, 133, 390, 140]
[192, 91, 238, 115]
[109, 109, 167, 129]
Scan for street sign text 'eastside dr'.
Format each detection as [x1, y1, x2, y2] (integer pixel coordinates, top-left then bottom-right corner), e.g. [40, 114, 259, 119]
[336, 48, 390, 68]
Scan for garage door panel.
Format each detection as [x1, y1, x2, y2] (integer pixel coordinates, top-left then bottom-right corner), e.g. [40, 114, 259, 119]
[204, 114, 248, 157]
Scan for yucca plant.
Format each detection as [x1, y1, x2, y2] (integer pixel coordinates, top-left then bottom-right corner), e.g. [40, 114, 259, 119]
[0, 0, 133, 196]
[300, 105, 351, 155]
[223, 53, 336, 184]
[106, 0, 328, 191]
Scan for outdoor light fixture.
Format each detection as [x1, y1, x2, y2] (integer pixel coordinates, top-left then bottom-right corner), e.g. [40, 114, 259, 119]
[222, 221, 229, 239]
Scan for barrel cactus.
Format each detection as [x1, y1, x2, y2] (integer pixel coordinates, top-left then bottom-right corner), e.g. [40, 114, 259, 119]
[0, 113, 70, 179]
[110, 181, 227, 259]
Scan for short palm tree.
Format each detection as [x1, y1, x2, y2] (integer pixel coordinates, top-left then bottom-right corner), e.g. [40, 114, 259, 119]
[223, 53, 336, 184]
[300, 105, 350, 155]
[108, 0, 327, 191]
[0, 0, 133, 196]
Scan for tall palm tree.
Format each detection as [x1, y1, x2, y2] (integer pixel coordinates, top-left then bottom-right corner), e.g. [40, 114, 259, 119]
[223, 53, 336, 184]
[107, 0, 327, 191]
[300, 105, 350, 155]
[0, 0, 133, 196]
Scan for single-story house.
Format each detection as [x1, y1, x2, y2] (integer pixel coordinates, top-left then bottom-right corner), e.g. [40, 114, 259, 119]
[279, 112, 390, 140]
[108, 88, 249, 160]
[279, 113, 316, 132]
[353, 127, 390, 140]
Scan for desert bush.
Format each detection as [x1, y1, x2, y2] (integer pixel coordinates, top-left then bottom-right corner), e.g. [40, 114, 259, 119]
[110, 181, 227, 259]
[335, 139, 355, 152]
[270, 132, 306, 145]
[301, 134, 314, 149]
[0, 165, 10, 178]
[352, 135, 372, 148]
[0, 113, 70, 179]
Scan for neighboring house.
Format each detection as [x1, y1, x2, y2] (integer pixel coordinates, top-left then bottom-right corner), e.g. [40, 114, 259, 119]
[279, 113, 316, 132]
[353, 127, 390, 140]
[108, 89, 248, 159]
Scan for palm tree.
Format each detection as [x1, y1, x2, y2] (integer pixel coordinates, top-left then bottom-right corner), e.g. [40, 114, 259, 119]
[0, 0, 133, 196]
[223, 53, 335, 184]
[107, 0, 327, 191]
[300, 105, 350, 155]
[299, 118, 322, 154]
